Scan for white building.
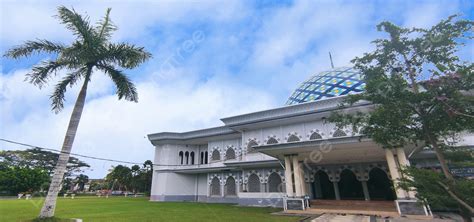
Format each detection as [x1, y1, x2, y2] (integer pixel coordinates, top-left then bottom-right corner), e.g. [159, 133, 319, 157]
[147, 67, 465, 216]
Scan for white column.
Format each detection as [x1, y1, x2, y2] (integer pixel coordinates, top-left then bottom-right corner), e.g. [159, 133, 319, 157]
[361, 181, 370, 201]
[299, 162, 307, 196]
[292, 156, 303, 197]
[332, 182, 340, 200]
[284, 155, 294, 197]
[385, 149, 406, 199]
[396, 148, 417, 199]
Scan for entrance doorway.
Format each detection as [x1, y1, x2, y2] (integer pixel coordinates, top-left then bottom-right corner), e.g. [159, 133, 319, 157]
[367, 168, 396, 200]
[312, 171, 335, 199]
[338, 169, 364, 200]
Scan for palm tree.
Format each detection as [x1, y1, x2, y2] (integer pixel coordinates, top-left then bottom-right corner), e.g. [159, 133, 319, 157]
[4, 6, 151, 218]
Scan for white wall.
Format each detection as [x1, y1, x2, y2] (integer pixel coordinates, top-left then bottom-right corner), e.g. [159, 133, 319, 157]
[151, 172, 198, 196]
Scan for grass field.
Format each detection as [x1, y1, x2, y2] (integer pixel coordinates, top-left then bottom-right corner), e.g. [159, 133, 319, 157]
[0, 197, 301, 222]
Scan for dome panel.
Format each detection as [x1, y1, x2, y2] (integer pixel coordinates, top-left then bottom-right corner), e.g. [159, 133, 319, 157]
[286, 67, 365, 105]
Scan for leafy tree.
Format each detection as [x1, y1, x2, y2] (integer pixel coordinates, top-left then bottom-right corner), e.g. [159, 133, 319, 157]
[0, 166, 49, 195]
[75, 174, 89, 191]
[3, 6, 151, 218]
[399, 168, 474, 221]
[329, 15, 473, 215]
[0, 148, 89, 177]
[106, 165, 132, 191]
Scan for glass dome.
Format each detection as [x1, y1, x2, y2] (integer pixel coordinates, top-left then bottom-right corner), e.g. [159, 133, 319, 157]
[286, 67, 365, 105]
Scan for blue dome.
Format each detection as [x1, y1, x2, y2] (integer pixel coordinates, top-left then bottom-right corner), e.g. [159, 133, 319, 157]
[286, 67, 365, 105]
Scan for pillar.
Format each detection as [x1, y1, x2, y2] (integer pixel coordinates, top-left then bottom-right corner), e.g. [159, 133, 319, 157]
[332, 181, 341, 200]
[361, 181, 370, 201]
[292, 156, 303, 197]
[385, 149, 406, 199]
[299, 163, 307, 196]
[284, 155, 294, 197]
[396, 148, 417, 199]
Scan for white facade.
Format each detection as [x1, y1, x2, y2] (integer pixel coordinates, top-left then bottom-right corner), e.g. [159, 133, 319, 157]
[147, 68, 472, 215]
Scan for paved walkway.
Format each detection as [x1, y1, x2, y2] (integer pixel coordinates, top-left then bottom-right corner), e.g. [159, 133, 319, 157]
[312, 214, 370, 222]
[311, 213, 461, 222]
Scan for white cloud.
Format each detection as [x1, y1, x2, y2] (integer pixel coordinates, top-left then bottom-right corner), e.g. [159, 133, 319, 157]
[0, 67, 275, 178]
[1, 0, 471, 178]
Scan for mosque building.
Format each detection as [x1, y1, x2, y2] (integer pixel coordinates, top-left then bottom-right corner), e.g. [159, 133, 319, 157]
[147, 67, 466, 216]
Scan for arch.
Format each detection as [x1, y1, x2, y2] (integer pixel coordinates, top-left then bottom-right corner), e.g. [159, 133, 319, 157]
[225, 176, 237, 196]
[268, 172, 282, 192]
[190, 152, 195, 165]
[368, 167, 396, 200]
[200, 152, 204, 164]
[333, 129, 347, 138]
[267, 137, 278, 145]
[310, 132, 323, 140]
[225, 148, 236, 160]
[312, 170, 335, 199]
[338, 169, 364, 200]
[287, 135, 300, 142]
[247, 140, 258, 154]
[210, 177, 221, 196]
[205, 151, 208, 164]
[211, 149, 220, 161]
[247, 174, 261, 192]
[185, 151, 189, 165]
[179, 151, 184, 165]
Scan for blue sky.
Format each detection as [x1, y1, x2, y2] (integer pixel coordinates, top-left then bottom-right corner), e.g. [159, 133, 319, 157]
[1, 0, 473, 178]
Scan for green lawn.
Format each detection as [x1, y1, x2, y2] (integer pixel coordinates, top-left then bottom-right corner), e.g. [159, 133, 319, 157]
[0, 197, 301, 222]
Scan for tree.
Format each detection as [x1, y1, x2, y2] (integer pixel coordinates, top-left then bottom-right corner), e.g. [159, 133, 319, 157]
[106, 165, 132, 191]
[329, 15, 473, 215]
[0, 166, 49, 195]
[75, 174, 89, 191]
[4, 6, 151, 218]
[0, 148, 89, 177]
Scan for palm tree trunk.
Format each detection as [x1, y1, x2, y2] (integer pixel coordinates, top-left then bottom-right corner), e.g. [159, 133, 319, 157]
[39, 73, 90, 218]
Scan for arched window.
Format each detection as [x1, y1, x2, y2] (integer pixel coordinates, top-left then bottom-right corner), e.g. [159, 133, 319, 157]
[310, 132, 323, 140]
[268, 172, 282, 192]
[190, 152, 195, 165]
[247, 174, 261, 192]
[185, 151, 189, 165]
[179, 151, 184, 165]
[225, 177, 236, 196]
[247, 140, 258, 154]
[205, 151, 208, 164]
[333, 129, 347, 138]
[210, 177, 221, 196]
[266, 137, 278, 144]
[211, 149, 220, 161]
[287, 135, 300, 142]
[200, 152, 204, 164]
[225, 148, 236, 160]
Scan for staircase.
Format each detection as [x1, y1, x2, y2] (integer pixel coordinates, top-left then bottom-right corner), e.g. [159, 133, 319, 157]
[307, 200, 399, 217]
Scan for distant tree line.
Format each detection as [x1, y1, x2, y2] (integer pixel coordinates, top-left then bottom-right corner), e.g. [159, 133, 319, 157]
[0, 148, 89, 195]
[0, 148, 154, 196]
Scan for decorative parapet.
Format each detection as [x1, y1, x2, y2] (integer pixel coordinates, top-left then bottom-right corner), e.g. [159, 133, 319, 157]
[148, 126, 237, 145]
[220, 96, 371, 128]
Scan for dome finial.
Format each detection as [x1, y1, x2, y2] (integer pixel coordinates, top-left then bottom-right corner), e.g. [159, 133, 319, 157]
[329, 52, 335, 69]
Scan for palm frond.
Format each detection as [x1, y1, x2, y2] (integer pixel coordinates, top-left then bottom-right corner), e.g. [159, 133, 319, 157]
[97, 64, 138, 102]
[96, 8, 117, 41]
[57, 6, 96, 44]
[102, 43, 152, 69]
[50, 68, 86, 112]
[3, 40, 64, 59]
[26, 60, 71, 88]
